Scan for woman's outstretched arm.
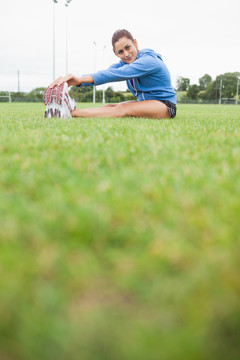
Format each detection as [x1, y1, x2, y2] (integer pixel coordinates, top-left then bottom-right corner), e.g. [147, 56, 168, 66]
[49, 74, 94, 88]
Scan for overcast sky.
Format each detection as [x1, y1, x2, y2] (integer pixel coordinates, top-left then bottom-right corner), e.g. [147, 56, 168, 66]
[1, 0, 240, 92]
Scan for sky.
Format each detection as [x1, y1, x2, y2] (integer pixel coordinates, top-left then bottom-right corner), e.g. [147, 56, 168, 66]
[0, 0, 240, 93]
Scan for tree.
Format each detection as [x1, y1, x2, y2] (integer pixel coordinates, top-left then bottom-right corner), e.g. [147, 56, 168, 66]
[176, 77, 190, 91]
[104, 87, 125, 103]
[68, 86, 127, 103]
[199, 74, 212, 90]
[198, 81, 216, 101]
[26, 88, 46, 101]
[187, 84, 200, 100]
[217, 72, 240, 99]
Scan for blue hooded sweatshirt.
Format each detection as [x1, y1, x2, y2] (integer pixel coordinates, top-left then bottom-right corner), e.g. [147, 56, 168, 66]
[84, 48, 176, 104]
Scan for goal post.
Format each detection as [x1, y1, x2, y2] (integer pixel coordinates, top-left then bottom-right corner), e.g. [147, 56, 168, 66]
[0, 92, 11, 102]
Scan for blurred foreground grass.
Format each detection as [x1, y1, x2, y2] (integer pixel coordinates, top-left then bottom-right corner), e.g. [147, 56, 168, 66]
[0, 103, 240, 360]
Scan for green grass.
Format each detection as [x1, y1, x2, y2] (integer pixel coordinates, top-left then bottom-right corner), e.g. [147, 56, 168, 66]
[0, 103, 240, 360]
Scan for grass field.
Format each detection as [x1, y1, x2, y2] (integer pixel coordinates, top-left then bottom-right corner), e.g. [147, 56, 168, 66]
[0, 103, 240, 360]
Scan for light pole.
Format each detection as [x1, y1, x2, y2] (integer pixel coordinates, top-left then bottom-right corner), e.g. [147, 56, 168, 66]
[219, 78, 222, 105]
[53, 1, 72, 79]
[236, 77, 240, 105]
[18, 69, 20, 93]
[102, 45, 106, 104]
[65, 0, 72, 75]
[93, 41, 97, 103]
[53, 0, 58, 80]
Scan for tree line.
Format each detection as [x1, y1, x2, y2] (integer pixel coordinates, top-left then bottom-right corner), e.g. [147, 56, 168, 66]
[1, 71, 239, 103]
[176, 72, 240, 103]
[0, 87, 135, 103]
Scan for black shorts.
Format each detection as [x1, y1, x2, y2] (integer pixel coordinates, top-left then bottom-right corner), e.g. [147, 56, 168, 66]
[160, 100, 177, 118]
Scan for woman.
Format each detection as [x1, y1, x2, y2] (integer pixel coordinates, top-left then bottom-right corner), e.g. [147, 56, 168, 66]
[44, 29, 177, 119]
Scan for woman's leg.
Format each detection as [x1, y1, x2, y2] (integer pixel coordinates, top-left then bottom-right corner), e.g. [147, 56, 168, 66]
[72, 100, 170, 119]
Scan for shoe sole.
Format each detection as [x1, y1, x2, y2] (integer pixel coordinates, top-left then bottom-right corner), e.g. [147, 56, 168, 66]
[43, 83, 72, 118]
[43, 83, 65, 106]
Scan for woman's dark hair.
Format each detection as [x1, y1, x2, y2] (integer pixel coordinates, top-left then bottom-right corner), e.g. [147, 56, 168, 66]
[112, 29, 134, 50]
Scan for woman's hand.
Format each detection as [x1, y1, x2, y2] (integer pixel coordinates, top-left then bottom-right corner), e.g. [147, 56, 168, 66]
[49, 74, 81, 88]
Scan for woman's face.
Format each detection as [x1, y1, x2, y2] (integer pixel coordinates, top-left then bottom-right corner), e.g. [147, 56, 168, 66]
[114, 37, 139, 64]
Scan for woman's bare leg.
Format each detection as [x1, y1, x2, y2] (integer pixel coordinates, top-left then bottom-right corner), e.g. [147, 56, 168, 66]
[101, 104, 118, 108]
[72, 100, 170, 119]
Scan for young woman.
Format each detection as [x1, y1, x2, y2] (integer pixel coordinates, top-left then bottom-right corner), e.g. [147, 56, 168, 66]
[44, 29, 177, 119]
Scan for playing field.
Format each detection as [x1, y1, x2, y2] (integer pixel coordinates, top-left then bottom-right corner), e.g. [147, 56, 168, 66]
[0, 103, 240, 360]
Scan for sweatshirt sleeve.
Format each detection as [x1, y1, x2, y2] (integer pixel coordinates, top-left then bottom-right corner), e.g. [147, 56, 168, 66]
[77, 61, 124, 87]
[91, 53, 160, 85]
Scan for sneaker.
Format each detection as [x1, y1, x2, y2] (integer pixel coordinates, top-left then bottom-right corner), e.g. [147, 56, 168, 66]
[43, 82, 76, 119]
